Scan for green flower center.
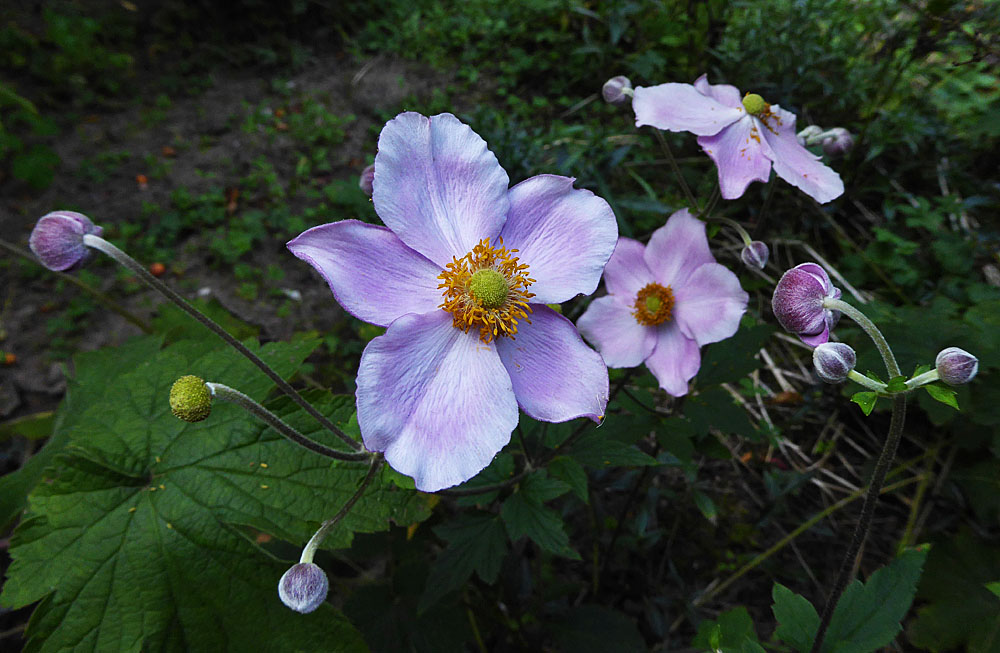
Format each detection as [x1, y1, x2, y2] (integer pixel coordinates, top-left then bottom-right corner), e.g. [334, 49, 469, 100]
[645, 295, 662, 314]
[169, 375, 213, 422]
[742, 93, 769, 116]
[468, 268, 509, 309]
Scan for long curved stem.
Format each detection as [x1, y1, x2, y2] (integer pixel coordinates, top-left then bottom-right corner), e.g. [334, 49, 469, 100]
[652, 129, 699, 210]
[823, 298, 900, 378]
[83, 234, 360, 451]
[300, 455, 383, 563]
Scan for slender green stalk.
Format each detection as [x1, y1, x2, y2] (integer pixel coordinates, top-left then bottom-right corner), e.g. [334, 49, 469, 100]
[823, 298, 900, 378]
[847, 370, 887, 393]
[897, 443, 939, 553]
[652, 129, 699, 210]
[82, 234, 360, 451]
[300, 455, 383, 563]
[705, 216, 754, 247]
[905, 369, 939, 389]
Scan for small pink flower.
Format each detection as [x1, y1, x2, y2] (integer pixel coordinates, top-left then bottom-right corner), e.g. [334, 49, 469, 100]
[577, 209, 748, 396]
[632, 75, 844, 203]
[771, 263, 842, 346]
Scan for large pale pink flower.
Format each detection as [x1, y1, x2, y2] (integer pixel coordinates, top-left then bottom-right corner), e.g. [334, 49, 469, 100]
[577, 209, 748, 396]
[632, 75, 844, 203]
[288, 112, 617, 492]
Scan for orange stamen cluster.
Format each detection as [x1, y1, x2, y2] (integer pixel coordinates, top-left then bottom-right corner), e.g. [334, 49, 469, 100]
[438, 237, 536, 343]
[632, 282, 675, 326]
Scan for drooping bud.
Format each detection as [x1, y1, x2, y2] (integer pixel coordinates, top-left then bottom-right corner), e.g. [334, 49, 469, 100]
[796, 125, 823, 146]
[771, 263, 842, 346]
[602, 76, 633, 106]
[169, 375, 213, 422]
[813, 342, 856, 383]
[278, 563, 329, 614]
[935, 347, 978, 386]
[822, 128, 854, 156]
[740, 241, 770, 270]
[358, 163, 375, 197]
[29, 211, 104, 272]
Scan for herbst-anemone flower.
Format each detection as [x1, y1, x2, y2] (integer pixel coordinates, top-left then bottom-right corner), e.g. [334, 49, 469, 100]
[576, 209, 748, 396]
[771, 262, 842, 346]
[288, 112, 617, 492]
[632, 75, 844, 203]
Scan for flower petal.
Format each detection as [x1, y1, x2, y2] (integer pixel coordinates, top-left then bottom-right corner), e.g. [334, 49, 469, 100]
[576, 296, 657, 367]
[603, 237, 655, 299]
[693, 74, 743, 109]
[496, 305, 608, 423]
[356, 311, 518, 492]
[500, 175, 618, 303]
[643, 209, 715, 288]
[762, 107, 844, 204]
[287, 220, 443, 327]
[645, 324, 701, 397]
[697, 117, 774, 200]
[673, 262, 748, 345]
[373, 112, 510, 266]
[633, 83, 744, 136]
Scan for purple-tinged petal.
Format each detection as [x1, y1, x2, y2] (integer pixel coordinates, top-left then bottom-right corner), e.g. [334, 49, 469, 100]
[643, 209, 715, 288]
[673, 263, 748, 346]
[496, 305, 608, 423]
[603, 237, 656, 299]
[500, 175, 618, 304]
[287, 220, 443, 327]
[373, 112, 510, 266]
[29, 211, 104, 272]
[645, 324, 701, 397]
[356, 311, 518, 492]
[761, 107, 844, 204]
[772, 262, 840, 341]
[633, 83, 744, 136]
[800, 325, 831, 347]
[576, 296, 657, 368]
[692, 74, 743, 109]
[697, 116, 774, 200]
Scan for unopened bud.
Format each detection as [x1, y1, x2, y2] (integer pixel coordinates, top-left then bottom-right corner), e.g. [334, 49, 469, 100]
[771, 263, 842, 346]
[169, 375, 213, 422]
[822, 128, 854, 156]
[29, 211, 104, 272]
[278, 563, 329, 614]
[602, 76, 633, 106]
[359, 163, 375, 197]
[796, 125, 823, 146]
[813, 342, 856, 383]
[935, 347, 978, 385]
[740, 241, 769, 270]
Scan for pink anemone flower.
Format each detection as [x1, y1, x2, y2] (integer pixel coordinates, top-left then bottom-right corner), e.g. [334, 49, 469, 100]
[288, 112, 618, 492]
[577, 209, 748, 396]
[632, 75, 844, 203]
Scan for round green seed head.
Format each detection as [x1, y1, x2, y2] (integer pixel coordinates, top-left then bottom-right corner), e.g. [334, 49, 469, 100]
[742, 93, 769, 115]
[468, 269, 508, 309]
[170, 375, 212, 422]
[645, 295, 662, 313]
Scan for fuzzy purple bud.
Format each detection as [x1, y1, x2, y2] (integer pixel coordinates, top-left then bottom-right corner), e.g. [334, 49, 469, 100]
[771, 263, 842, 346]
[278, 562, 329, 614]
[602, 76, 633, 106]
[813, 342, 856, 383]
[822, 128, 854, 156]
[29, 211, 104, 272]
[740, 241, 769, 270]
[935, 347, 978, 386]
[359, 163, 375, 197]
[796, 125, 823, 147]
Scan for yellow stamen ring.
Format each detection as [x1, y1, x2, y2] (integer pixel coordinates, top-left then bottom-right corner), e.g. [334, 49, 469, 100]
[633, 282, 674, 326]
[438, 237, 536, 343]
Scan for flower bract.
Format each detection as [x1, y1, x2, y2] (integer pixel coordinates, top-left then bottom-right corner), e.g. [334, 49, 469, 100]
[576, 209, 748, 396]
[632, 74, 844, 203]
[288, 112, 617, 492]
[771, 262, 842, 346]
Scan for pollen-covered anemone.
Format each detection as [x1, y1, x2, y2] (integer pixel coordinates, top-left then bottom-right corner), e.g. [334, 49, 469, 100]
[631, 75, 844, 203]
[577, 209, 748, 396]
[287, 112, 617, 492]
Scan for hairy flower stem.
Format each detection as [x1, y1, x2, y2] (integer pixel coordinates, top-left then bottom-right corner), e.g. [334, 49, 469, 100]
[300, 455, 383, 563]
[652, 129, 699, 211]
[823, 298, 901, 378]
[706, 216, 754, 247]
[206, 383, 369, 461]
[82, 234, 360, 451]
[846, 370, 886, 392]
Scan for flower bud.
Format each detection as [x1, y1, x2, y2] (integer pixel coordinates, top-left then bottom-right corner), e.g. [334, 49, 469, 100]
[169, 375, 213, 422]
[602, 76, 633, 106]
[813, 342, 856, 383]
[935, 347, 978, 385]
[822, 128, 854, 156]
[740, 241, 769, 270]
[796, 125, 823, 146]
[29, 211, 104, 272]
[771, 263, 842, 346]
[358, 163, 375, 197]
[278, 562, 329, 614]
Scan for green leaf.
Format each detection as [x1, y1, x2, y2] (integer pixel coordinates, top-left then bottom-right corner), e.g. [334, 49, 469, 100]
[567, 430, 658, 468]
[0, 411, 55, 441]
[550, 605, 646, 653]
[923, 383, 960, 411]
[686, 387, 756, 437]
[693, 606, 760, 652]
[1, 337, 429, 651]
[772, 583, 820, 652]
[548, 456, 588, 502]
[851, 392, 878, 416]
[885, 375, 908, 393]
[986, 582, 1000, 599]
[691, 489, 718, 525]
[696, 323, 774, 385]
[419, 513, 508, 612]
[519, 469, 571, 503]
[11, 144, 60, 190]
[501, 489, 580, 560]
